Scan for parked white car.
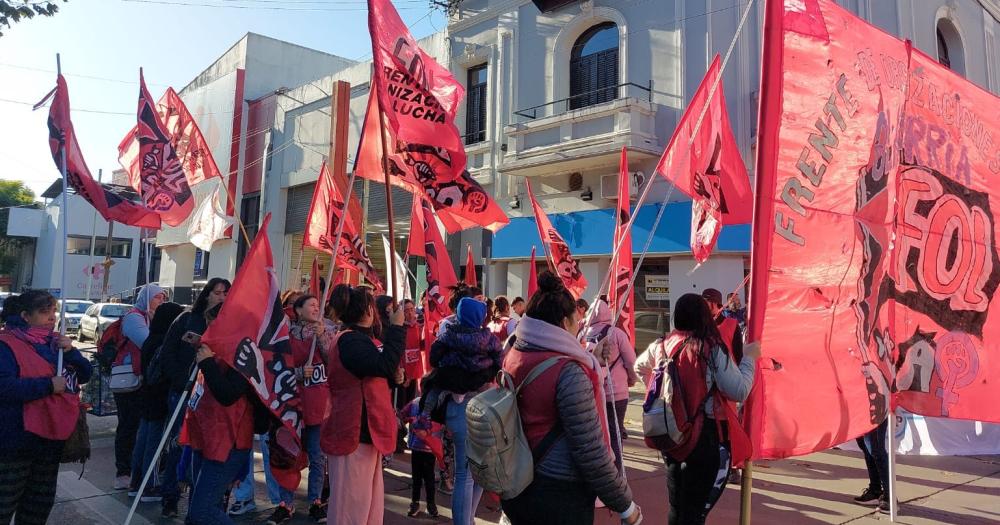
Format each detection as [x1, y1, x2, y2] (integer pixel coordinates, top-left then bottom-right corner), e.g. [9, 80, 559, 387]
[56, 300, 94, 335]
[78, 303, 133, 342]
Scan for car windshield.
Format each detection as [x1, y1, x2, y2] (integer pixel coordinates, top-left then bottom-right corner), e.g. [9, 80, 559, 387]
[62, 302, 92, 314]
[100, 305, 132, 318]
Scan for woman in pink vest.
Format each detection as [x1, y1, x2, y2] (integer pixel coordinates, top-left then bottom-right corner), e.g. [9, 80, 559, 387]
[0, 290, 92, 525]
[322, 285, 404, 525]
[264, 294, 337, 524]
[502, 272, 641, 525]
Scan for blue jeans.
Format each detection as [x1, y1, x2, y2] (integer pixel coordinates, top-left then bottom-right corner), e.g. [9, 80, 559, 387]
[161, 391, 186, 501]
[188, 449, 251, 525]
[231, 435, 282, 505]
[446, 398, 482, 525]
[130, 418, 166, 490]
[277, 425, 326, 505]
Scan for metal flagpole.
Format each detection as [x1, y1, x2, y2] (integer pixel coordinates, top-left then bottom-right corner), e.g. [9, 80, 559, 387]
[56, 53, 68, 374]
[85, 169, 102, 302]
[124, 365, 199, 525]
[374, 99, 399, 301]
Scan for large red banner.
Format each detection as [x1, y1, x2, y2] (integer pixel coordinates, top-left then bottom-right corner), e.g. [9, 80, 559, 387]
[747, 0, 1000, 460]
[39, 75, 161, 229]
[610, 148, 635, 345]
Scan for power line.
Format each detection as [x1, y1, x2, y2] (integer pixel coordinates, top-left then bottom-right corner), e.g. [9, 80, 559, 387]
[120, 0, 424, 11]
[0, 62, 170, 87]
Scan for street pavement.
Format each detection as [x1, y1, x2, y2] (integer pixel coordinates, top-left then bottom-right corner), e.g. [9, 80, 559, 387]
[56, 343, 998, 524]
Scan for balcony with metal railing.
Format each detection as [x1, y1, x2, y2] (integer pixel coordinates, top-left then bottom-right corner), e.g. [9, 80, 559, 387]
[499, 82, 662, 177]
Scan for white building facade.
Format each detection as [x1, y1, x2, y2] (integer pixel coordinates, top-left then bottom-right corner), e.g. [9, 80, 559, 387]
[156, 0, 1000, 323]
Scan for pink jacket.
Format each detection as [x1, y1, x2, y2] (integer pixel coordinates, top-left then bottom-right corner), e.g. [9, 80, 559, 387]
[583, 301, 638, 402]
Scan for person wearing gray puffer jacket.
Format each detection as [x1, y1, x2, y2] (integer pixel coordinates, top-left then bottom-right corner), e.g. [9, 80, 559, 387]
[501, 271, 641, 525]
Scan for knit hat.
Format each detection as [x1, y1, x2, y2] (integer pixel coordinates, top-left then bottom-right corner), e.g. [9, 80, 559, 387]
[457, 297, 487, 328]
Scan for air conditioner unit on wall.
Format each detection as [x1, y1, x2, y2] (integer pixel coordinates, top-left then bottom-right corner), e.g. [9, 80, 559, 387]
[600, 171, 644, 200]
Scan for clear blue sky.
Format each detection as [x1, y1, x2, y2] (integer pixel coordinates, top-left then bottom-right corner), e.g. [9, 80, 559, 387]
[0, 0, 444, 199]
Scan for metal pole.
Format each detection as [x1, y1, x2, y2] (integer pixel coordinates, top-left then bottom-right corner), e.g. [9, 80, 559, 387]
[124, 365, 199, 525]
[100, 221, 114, 302]
[888, 410, 897, 521]
[85, 169, 102, 302]
[56, 53, 67, 373]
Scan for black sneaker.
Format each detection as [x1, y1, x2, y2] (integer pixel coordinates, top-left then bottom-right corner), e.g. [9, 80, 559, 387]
[161, 498, 178, 518]
[265, 504, 294, 525]
[853, 487, 882, 505]
[407, 502, 420, 517]
[877, 496, 896, 514]
[308, 501, 327, 523]
[427, 504, 439, 517]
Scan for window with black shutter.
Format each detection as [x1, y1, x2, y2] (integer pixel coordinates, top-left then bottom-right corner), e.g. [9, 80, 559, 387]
[466, 64, 488, 145]
[570, 23, 619, 110]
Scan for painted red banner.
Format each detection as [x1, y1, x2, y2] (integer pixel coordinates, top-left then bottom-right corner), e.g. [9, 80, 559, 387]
[199, 213, 306, 490]
[131, 69, 195, 227]
[464, 244, 477, 287]
[416, 197, 458, 357]
[746, 0, 1000, 460]
[525, 179, 587, 299]
[407, 193, 426, 258]
[40, 75, 161, 229]
[354, 94, 509, 233]
[655, 54, 752, 263]
[527, 245, 538, 299]
[610, 148, 635, 345]
[303, 161, 383, 292]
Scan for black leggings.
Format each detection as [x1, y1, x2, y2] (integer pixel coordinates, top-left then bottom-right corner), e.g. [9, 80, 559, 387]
[0, 455, 61, 525]
[410, 450, 436, 508]
[664, 422, 732, 525]
[501, 474, 595, 525]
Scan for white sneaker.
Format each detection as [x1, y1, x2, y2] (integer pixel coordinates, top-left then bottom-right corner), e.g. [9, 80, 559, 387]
[228, 499, 257, 516]
[113, 475, 131, 490]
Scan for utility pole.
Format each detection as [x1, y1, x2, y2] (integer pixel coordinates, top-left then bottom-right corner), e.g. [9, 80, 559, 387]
[85, 169, 102, 301]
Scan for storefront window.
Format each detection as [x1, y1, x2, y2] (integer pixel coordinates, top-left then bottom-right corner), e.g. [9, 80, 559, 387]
[66, 236, 132, 258]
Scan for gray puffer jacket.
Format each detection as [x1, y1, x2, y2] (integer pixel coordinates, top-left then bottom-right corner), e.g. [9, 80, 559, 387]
[510, 317, 633, 513]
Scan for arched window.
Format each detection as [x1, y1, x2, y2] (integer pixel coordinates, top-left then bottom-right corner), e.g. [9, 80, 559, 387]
[936, 18, 966, 76]
[569, 22, 619, 110]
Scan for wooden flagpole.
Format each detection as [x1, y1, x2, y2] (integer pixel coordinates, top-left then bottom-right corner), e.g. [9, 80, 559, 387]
[374, 96, 399, 301]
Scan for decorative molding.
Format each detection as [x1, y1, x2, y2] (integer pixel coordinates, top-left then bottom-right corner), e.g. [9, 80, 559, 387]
[547, 6, 629, 109]
[978, 0, 1000, 24]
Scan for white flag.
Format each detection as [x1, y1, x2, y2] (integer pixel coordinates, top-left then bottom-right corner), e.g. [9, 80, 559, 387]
[382, 234, 412, 300]
[187, 183, 232, 252]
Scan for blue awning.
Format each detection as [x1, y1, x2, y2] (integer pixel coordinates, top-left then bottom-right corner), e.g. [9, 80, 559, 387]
[491, 201, 750, 260]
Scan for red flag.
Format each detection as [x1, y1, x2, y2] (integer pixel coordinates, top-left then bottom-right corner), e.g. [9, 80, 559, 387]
[309, 257, 322, 298]
[609, 148, 635, 345]
[130, 69, 195, 227]
[418, 197, 458, 335]
[354, 94, 509, 233]
[407, 193, 426, 258]
[303, 161, 383, 292]
[38, 75, 161, 229]
[119, 87, 224, 192]
[464, 244, 477, 287]
[367, 0, 463, 152]
[525, 179, 587, 299]
[199, 213, 306, 489]
[527, 245, 538, 299]
[655, 54, 752, 263]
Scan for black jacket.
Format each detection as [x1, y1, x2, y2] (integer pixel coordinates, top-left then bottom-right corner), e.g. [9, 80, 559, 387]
[161, 311, 208, 394]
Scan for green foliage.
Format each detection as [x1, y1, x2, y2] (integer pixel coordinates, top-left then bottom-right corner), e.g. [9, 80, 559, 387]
[0, 1, 66, 37]
[0, 179, 37, 208]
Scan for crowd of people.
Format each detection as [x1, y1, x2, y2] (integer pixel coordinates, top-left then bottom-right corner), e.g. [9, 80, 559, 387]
[0, 271, 787, 525]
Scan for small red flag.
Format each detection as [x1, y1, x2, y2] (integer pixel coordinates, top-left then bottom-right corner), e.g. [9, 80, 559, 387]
[655, 54, 751, 263]
[464, 244, 477, 287]
[418, 198, 457, 332]
[407, 193, 426, 258]
[303, 161, 383, 292]
[199, 213, 306, 490]
[527, 245, 538, 299]
[39, 75, 161, 229]
[609, 148, 635, 346]
[525, 179, 587, 299]
[131, 69, 195, 227]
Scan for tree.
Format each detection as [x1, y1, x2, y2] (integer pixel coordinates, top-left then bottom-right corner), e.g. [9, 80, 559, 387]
[430, 0, 461, 16]
[0, 180, 37, 208]
[0, 1, 66, 38]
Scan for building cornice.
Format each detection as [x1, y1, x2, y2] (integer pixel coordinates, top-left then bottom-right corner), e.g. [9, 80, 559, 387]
[980, 0, 1000, 23]
[449, 0, 533, 33]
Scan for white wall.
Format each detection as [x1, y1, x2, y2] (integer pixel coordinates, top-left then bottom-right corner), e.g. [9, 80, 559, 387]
[667, 255, 746, 309]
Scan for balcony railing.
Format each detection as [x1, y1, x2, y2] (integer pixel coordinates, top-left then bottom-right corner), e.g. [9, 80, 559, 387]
[513, 81, 652, 120]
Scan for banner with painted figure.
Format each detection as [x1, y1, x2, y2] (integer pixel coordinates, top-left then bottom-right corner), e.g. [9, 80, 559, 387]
[746, 0, 1000, 460]
[525, 179, 588, 299]
[610, 148, 635, 345]
[655, 54, 752, 263]
[839, 409, 1000, 457]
